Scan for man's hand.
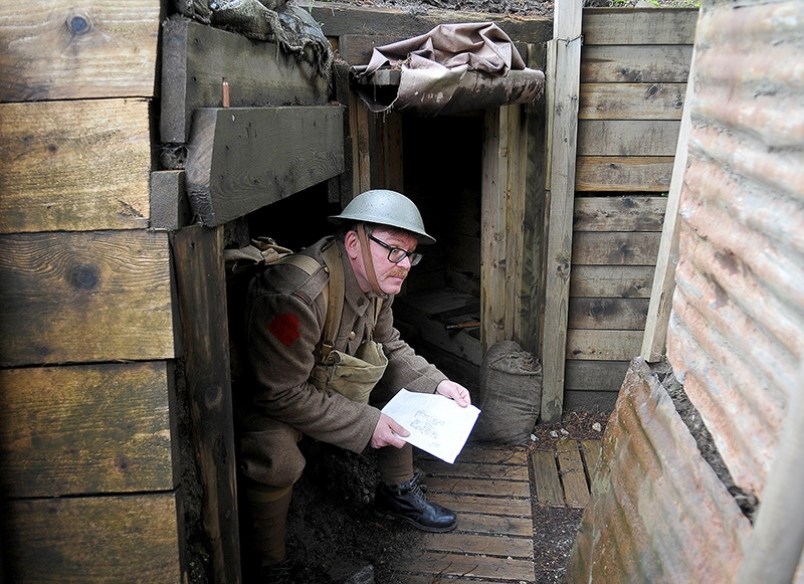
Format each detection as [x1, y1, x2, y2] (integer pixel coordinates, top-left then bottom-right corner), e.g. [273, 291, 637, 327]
[370, 412, 410, 449]
[435, 380, 472, 407]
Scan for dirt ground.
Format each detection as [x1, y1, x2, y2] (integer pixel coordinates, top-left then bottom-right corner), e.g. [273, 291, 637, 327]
[260, 408, 609, 584]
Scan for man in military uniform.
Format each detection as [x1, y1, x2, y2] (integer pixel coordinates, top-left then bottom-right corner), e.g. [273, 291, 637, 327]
[237, 189, 472, 578]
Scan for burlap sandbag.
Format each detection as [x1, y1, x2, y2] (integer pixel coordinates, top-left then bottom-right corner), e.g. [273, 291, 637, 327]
[474, 340, 543, 444]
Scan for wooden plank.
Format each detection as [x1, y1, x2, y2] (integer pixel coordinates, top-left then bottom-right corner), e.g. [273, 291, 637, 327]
[150, 170, 192, 231]
[433, 493, 532, 517]
[310, 1, 553, 43]
[583, 8, 699, 45]
[417, 459, 530, 481]
[568, 297, 650, 330]
[0, 99, 150, 234]
[449, 444, 530, 465]
[0, 362, 177, 498]
[565, 360, 629, 392]
[398, 550, 535, 582]
[575, 156, 674, 191]
[160, 16, 329, 144]
[3, 493, 182, 583]
[422, 532, 533, 559]
[581, 45, 693, 83]
[455, 513, 534, 537]
[531, 449, 564, 506]
[641, 57, 695, 362]
[0, 1, 159, 101]
[185, 105, 344, 226]
[570, 265, 655, 298]
[579, 82, 686, 120]
[0, 230, 174, 367]
[556, 439, 589, 508]
[172, 225, 241, 584]
[338, 34, 399, 65]
[572, 231, 662, 266]
[578, 120, 681, 156]
[541, 0, 583, 423]
[581, 439, 603, 478]
[567, 329, 643, 361]
[564, 389, 619, 412]
[425, 476, 531, 498]
[574, 196, 667, 232]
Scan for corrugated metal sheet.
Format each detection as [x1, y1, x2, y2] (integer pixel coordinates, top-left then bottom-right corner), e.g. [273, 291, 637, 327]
[666, 0, 804, 498]
[567, 358, 751, 583]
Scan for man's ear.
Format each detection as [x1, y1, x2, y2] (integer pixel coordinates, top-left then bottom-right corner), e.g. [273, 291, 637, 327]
[343, 229, 361, 260]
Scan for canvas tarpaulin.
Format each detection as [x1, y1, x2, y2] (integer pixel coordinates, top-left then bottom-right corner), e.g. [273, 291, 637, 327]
[352, 22, 545, 115]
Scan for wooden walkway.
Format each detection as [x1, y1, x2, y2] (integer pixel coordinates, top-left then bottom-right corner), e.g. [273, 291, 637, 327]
[388, 439, 601, 583]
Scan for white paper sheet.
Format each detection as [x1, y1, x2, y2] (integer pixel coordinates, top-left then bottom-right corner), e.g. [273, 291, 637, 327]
[381, 388, 481, 464]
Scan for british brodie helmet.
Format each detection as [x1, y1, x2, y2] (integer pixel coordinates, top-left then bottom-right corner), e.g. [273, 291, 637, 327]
[329, 189, 436, 245]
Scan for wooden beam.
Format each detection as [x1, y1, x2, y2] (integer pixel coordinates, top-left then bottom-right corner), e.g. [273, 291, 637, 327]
[0, 230, 175, 367]
[572, 231, 662, 266]
[578, 120, 681, 156]
[540, 0, 583, 423]
[150, 170, 193, 231]
[579, 82, 686, 120]
[0, 1, 159, 101]
[171, 225, 241, 584]
[0, 362, 178, 498]
[582, 8, 699, 45]
[580, 45, 693, 84]
[575, 156, 674, 192]
[185, 105, 345, 226]
[309, 1, 553, 44]
[570, 265, 655, 299]
[2, 493, 182, 583]
[573, 196, 668, 232]
[160, 16, 330, 144]
[641, 52, 696, 362]
[0, 99, 150, 234]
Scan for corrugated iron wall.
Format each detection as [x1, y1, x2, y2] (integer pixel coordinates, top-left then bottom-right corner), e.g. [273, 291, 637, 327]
[666, 0, 804, 499]
[569, 1, 803, 581]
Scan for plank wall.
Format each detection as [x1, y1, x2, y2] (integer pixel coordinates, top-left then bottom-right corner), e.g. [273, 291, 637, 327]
[565, 8, 698, 410]
[0, 2, 185, 582]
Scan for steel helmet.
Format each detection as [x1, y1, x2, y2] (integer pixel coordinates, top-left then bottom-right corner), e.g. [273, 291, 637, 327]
[329, 189, 436, 245]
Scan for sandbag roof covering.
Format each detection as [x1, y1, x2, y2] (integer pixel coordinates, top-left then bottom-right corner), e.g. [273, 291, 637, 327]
[352, 22, 546, 115]
[173, 0, 333, 78]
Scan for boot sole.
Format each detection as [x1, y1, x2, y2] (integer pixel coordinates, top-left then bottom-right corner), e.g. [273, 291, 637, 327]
[375, 510, 458, 533]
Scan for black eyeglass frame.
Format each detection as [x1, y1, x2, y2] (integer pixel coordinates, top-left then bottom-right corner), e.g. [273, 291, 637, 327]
[368, 234, 423, 266]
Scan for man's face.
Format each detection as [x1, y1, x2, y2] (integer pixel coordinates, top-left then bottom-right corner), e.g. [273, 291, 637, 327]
[360, 227, 418, 295]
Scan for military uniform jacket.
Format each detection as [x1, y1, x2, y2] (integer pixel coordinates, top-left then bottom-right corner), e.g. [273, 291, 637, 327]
[244, 236, 447, 454]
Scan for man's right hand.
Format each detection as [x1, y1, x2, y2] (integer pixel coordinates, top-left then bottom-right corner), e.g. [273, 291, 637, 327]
[370, 413, 410, 449]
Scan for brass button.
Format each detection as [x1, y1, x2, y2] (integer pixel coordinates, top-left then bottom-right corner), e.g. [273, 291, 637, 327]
[348, 331, 356, 340]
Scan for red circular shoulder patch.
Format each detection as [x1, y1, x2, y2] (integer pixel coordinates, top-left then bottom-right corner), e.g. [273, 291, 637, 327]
[268, 313, 300, 346]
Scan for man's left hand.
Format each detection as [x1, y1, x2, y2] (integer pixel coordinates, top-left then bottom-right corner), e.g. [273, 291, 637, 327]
[435, 380, 472, 407]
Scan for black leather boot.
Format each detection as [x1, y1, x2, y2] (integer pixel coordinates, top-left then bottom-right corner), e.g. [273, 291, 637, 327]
[374, 475, 457, 533]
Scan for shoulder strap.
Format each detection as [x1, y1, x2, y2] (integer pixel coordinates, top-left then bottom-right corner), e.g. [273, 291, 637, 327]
[319, 242, 345, 357]
[277, 253, 322, 276]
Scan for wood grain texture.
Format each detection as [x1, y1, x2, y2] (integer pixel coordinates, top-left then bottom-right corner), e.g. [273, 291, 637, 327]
[568, 297, 650, 330]
[185, 106, 344, 226]
[578, 120, 681, 156]
[572, 231, 662, 266]
[172, 225, 241, 584]
[574, 196, 667, 232]
[576, 156, 674, 191]
[583, 8, 699, 45]
[581, 45, 693, 83]
[567, 329, 643, 361]
[3, 493, 182, 583]
[0, 361, 177, 498]
[0, 230, 174, 366]
[580, 82, 686, 120]
[565, 360, 630, 391]
[570, 265, 655, 299]
[0, 99, 150, 234]
[0, 0, 159, 101]
[160, 16, 330, 144]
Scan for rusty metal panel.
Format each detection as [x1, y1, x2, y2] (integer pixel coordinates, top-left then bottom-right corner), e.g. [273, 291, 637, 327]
[567, 358, 751, 583]
[666, 0, 804, 500]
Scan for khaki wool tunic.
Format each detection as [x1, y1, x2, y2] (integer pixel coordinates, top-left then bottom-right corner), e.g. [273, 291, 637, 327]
[240, 236, 447, 478]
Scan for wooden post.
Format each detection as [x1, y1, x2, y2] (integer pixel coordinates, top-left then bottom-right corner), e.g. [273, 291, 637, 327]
[540, 0, 583, 423]
[640, 54, 696, 362]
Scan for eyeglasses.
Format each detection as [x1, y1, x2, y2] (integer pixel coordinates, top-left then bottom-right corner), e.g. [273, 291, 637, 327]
[369, 234, 423, 266]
